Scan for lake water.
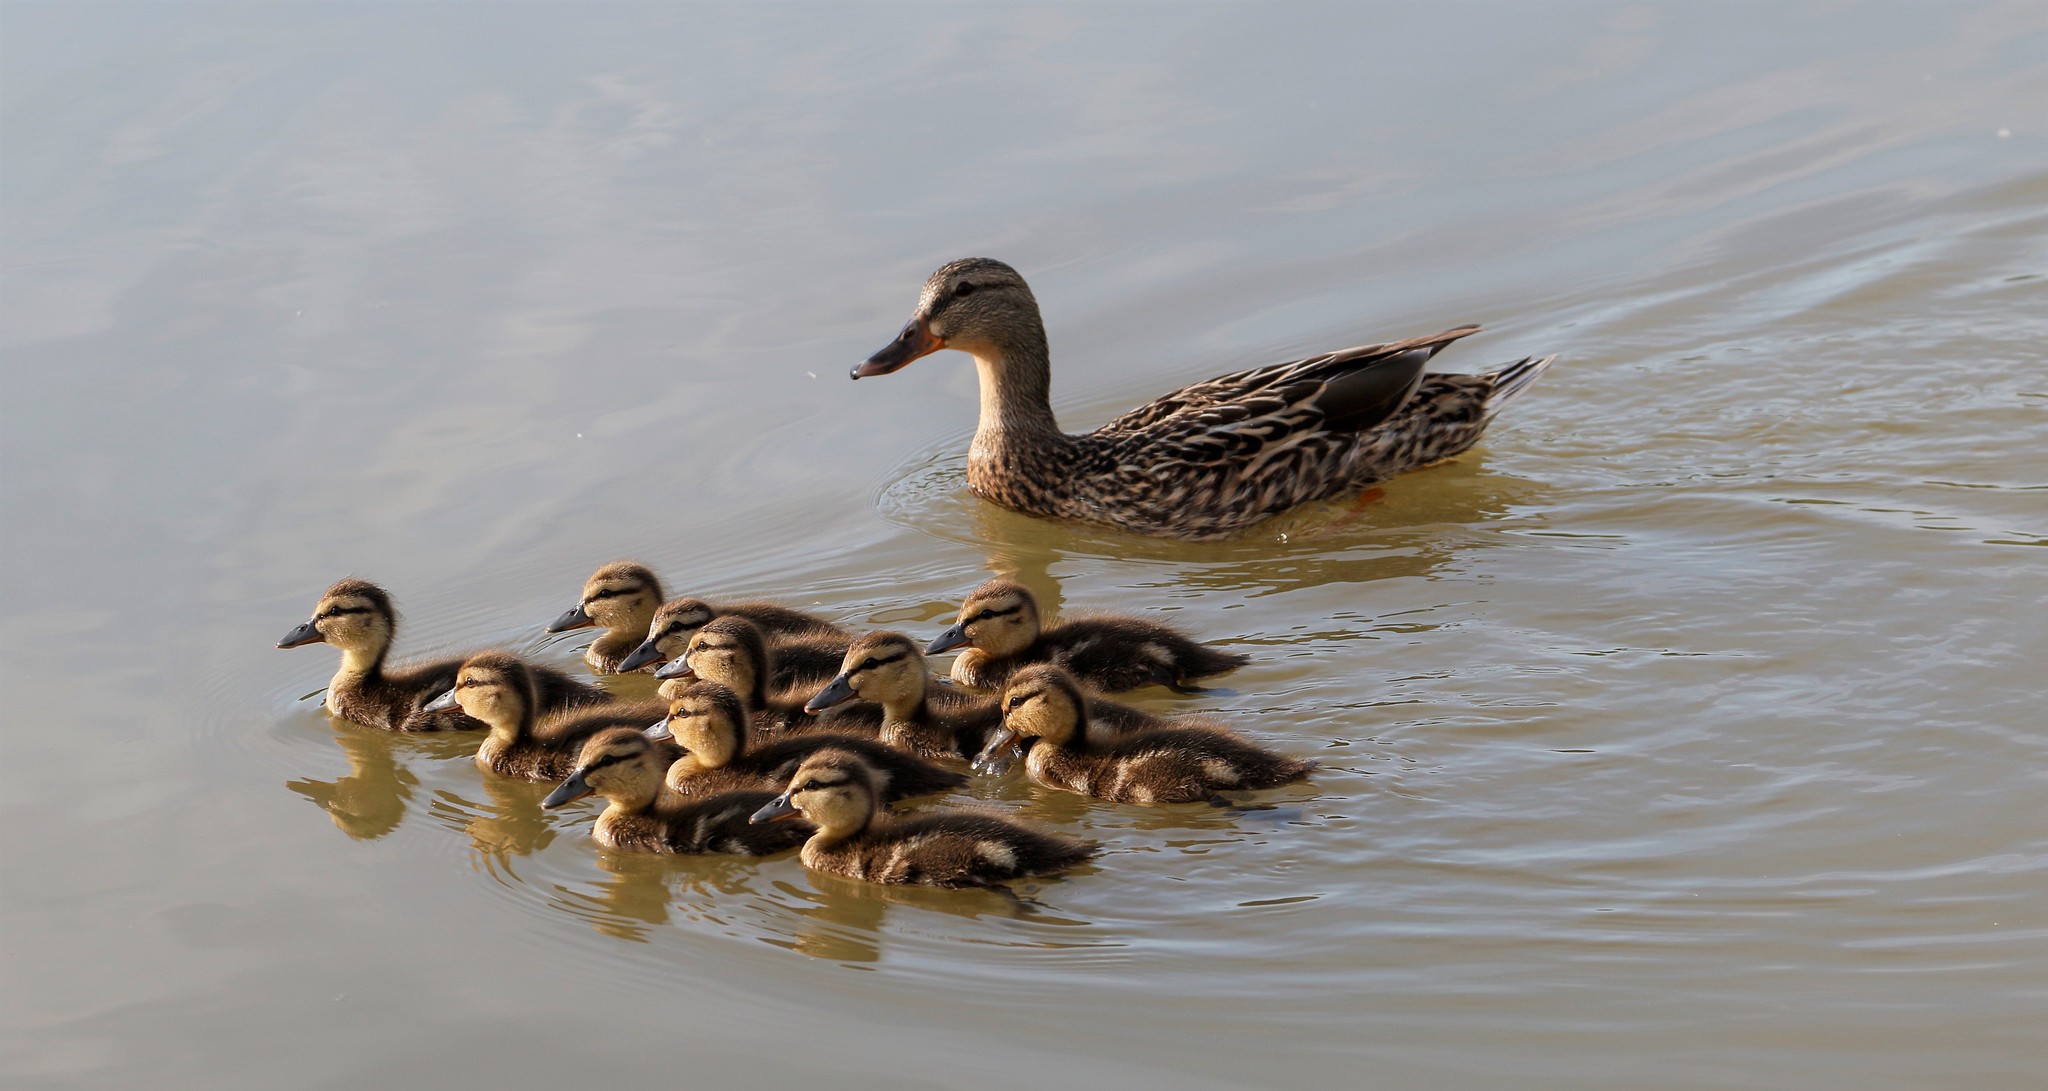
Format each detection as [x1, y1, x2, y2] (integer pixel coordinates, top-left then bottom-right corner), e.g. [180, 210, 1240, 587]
[4, 3, 2046, 1088]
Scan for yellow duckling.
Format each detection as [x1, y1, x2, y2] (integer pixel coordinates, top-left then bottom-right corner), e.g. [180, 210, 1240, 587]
[541, 728, 810, 855]
[278, 578, 605, 732]
[980, 665, 1315, 805]
[750, 750, 1097, 889]
[614, 595, 847, 685]
[543, 561, 666, 673]
[650, 680, 964, 801]
[424, 652, 672, 780]
[927, 578, 1248, 693]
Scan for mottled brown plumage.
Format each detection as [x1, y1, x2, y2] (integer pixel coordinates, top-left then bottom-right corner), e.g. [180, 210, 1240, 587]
[984, 665, 1316, 805]
[614, 595, 847, 684]
[541, 728, 808, 856]
[855, 257, 1555, 539]
[929, 579, 1248, 692]
[543, 561, 666, 674]
[750, 750, 1097, 889]
[427, 652, 670, 781]
[652, 680, 964, 802]
[277, 578, 605, 732]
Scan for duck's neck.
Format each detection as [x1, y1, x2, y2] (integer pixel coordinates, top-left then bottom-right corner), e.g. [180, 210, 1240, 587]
[604, 780, 660, 814]
[335, 642, 386, 680]
[970, 332, 1063, 452]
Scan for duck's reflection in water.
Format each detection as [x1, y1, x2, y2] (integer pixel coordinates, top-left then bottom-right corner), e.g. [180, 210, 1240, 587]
[284, 718, 471, 840]
[426, 776, 558, 881]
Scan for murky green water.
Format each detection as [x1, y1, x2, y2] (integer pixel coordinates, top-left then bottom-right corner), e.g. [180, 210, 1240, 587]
[5, 3, 2046, 1088]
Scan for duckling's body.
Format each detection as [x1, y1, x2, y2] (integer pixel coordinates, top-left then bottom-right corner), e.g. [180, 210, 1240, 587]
[427, 652, 670, 780]
[986, 665, 1315, 804]
[615, 596, 847, 685]
[929, 579, 1247, 693]
[652, 681, 964, 802]
[751, 750, 1096, 889]
[856, 257, 1555, 540]
[278, 579, 605, 732]
[542, 728, 809, 855]
[656, 617, 893, 736]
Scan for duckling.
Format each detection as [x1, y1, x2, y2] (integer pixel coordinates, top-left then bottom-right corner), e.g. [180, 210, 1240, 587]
[544, 562, 666, 673]
[651, 680, 964, 802]
[855, 257, 1554, 540]
[980, 665, 1315, 805]
[614, 596, 847, 685]
[541, 728, 810, 855]
[808, 631, 1183, 761]
[750, 750, 1097, 888]
[927, 579, 1248, 693]
[655, 616, 881, 735]
[278, 578, 606, 732]
[422, 652, 672, 780]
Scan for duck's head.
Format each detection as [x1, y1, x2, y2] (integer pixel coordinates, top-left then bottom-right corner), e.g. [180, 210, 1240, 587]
[856, 258, 1040, 378]
[927, 578, 1041, 659]
[548, 561, 663, 637]
[806, 631, 926, 714]
[542, 728, 663, 810]
[655, 617, 769, 706]
[749, 749, 880, 840]
[422, 651, 533, 734]
[975, 663, 1087, 771]
[645, 680, 749, 769]
[615, 597, 718, 673]
[278, 578, 396, 660]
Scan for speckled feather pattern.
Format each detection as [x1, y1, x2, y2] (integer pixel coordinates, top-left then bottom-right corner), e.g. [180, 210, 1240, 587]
[802, 811, 1097, 888]
[1024, 724, 1316, 805]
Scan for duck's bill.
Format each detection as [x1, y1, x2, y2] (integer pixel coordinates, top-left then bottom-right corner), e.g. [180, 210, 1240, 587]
[653, 655, 694, 681]
[422, 687, 460, 713]
[276, 621, 325, 649]
[925, 623, 971, 656]
[971, 727, 1020, 775]
[750, 795, 798, 824]
[644, 719, 673, 742]
[542, 769, 594, 809]
[803, 674, 856, 714]
[546, 604, 594, 633]
[852, 319, 944, 379]
[615, 640, 665, 673]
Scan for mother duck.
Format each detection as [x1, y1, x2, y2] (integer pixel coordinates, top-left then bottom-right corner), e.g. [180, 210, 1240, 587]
[855, 257, 1554, 540]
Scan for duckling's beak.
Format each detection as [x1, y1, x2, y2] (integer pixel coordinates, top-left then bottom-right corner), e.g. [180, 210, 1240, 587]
[615, 640, 665, 673]
[750, 794, 799, 824]
[925, 623, 971, 655]
[276, 620, 324, 649]
[644, 718, 674, 742]
[853, 318, 944, 379]
[423, 687, 460, 713]
[542, 769, 595, 809]
[653, 653, 694, 681]
[971, 727, 1020, 775]
[804, 674, 856, 714]
[546, 604, 594, 633]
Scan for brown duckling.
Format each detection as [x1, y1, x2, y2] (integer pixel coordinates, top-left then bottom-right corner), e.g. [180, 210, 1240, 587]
[614, 596, 847, 685]
[278, 578, 606, 732]
[750, 750, 1097, 889]
[541, 728, 810, 855]
[544, 562, 666, 673]
[655, 617, 880, 735]
[927, 579, 1248, 693]
[806, 631, 1194, 763]
[980, 665, 1315, 805]
[423, 652, 672, 780]
[650, 680, 964, 802]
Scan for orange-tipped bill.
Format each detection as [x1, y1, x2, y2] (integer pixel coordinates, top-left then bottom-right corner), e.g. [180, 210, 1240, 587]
[853, 318, 944, 379]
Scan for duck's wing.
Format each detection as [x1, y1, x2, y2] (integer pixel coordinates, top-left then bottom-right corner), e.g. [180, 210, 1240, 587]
[1095, 326, 1479, 435]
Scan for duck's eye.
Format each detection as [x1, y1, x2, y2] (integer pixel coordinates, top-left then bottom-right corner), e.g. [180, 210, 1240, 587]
[859, 658, 880, 672]
[953, 282, 977, 299]
[1007, 695, 1027, 709]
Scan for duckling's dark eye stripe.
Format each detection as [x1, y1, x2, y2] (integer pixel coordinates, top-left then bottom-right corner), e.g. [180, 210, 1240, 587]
[972, 605, 1022, 622]
[857, 652, 908, 672]
[582, 751, 633, 772]
[319, 606, 373, 619]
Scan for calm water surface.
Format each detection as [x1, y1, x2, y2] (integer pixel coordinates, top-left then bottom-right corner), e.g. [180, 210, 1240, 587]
[4, 3, 2046, 1088]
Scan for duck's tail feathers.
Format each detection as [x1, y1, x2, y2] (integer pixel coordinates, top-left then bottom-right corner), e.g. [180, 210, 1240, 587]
[1481, 354, 1556, 421]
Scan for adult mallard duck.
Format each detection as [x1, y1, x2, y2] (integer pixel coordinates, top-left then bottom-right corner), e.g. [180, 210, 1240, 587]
[855, 257, 1555, 539]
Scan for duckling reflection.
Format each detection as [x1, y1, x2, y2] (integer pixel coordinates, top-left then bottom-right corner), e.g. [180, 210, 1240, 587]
[284, 722, 421, 840]
[548, 850, 678, 942]
[425, 775, 558, 876]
